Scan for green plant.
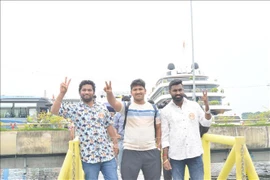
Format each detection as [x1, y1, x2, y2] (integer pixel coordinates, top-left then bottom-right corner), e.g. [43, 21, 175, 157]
[247, 110, 270, 120]
[26, 112, 69, 129]
[27, 113, 37, 123]
[212, 123, 238, 127]
[212, 123, 270, 127]
[209, 100, 220, 105]
[198, 100, 204, 106]
[18, 127, 68, 131]
[210, 87, 218, 92]
[0, 127, 9, 131]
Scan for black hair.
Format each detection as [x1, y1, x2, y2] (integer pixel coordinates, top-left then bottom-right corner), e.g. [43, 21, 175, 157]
[122, 95, 131, 102]
[157, 101, 168, 109]
[130, 79, 145, 90]
[79, 80, 96, 92]
[169, 79, 182, 91]
[148, 99, 155, 104]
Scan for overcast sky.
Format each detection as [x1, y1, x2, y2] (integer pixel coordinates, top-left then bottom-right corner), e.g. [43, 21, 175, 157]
[1, 1, 270, 115]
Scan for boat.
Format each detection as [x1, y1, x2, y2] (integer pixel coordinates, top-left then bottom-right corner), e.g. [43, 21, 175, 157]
[147, 63, 231, 115]
[0, 95, 53, 129]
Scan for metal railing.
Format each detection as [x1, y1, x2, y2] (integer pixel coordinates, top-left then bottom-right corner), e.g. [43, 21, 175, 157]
[57, 137, 84, 180]
[58, 134, 259, 180]
[201, 134, 259, 180]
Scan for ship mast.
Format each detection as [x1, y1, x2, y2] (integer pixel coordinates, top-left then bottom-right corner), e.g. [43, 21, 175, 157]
[190, 0, 196, 101]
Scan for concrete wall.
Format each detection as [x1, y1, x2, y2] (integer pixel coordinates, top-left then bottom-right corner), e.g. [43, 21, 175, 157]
[0, 126, 269, 155]
[208, 126, 270, 150]
[1, 131, 17, 155]
[1, 131, 69, 155]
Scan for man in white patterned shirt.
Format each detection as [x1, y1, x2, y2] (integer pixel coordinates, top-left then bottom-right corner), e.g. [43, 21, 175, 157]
[161, 79, 212, 180]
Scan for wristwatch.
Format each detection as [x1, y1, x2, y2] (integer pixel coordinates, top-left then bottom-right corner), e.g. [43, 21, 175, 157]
[205, 109, 211, 114]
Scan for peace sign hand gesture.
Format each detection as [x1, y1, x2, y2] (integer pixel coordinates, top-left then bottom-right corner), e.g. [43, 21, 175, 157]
[201, 90, 209, 104]
[60, 77, 71, 94]
[104, 81, 113, 94]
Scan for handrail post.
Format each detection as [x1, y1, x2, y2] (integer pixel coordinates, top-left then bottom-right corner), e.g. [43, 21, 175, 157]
[235, 136, 246, 180]
[202, 136, 211, 179]
[74, 140, 79, 179]
[244, 145, 259, 179]
[57, 140, 73, 180]
[73, 137, 84, 180]
[184, 165, 190, 180]
[217, 146, 235, 179]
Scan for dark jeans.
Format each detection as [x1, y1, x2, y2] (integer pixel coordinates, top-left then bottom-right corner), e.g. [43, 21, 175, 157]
[170, 155, 204, 180]
[163, 167, 172, 180]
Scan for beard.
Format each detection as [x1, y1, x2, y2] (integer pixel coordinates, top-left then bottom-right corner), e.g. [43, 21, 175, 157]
[81, 95, 93, 103]
[172, 95, 184, 102]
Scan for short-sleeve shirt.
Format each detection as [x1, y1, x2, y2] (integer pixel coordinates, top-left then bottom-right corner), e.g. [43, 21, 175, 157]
[113, 112, 124, 140]
[59, 101, 114, 163]
[119, 102, 161, 151]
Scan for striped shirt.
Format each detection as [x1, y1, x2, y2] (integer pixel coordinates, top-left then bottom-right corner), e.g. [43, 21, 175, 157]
[119, 102, 161, 151]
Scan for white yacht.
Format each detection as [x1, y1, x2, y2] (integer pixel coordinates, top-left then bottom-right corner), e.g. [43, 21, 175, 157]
[148, 63, 231, 115]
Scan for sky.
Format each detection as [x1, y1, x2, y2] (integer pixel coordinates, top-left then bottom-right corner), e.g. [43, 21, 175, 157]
[1, 1, 270, 115]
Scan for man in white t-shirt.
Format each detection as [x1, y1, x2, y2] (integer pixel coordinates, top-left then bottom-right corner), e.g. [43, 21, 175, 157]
[104, 79, 161, 180]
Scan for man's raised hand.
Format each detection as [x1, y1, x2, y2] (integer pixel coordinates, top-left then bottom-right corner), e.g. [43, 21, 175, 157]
[104, 81, 112, 93]
[60, 77, 71, 94]
[201, 90, 208, 104]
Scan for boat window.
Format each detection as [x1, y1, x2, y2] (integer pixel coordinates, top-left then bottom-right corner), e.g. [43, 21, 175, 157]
[0, 103, 14, 118]
[29, 108, 37, 117]
[208, 97, 221, 101]
[1, 109, 12, 118]
[0, 103, 13, 108]
[195, 77, 208, 81]
[151, 86, 169, 102]
[183, 85, 218, 93]
[14, 103, 37, 107]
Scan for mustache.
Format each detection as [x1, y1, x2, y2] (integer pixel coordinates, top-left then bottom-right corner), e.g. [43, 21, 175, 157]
[81, 95, 93, 102]
[172, 95, 183, 101]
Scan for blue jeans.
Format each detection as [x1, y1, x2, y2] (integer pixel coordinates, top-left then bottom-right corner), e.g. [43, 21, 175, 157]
[117, 140, 123, 169]
[82, 158, 118, 180]
[170, 155, 203, 180]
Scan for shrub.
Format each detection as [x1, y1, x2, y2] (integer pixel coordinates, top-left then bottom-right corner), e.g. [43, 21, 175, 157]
[26, 112, 70, 129]
[210, 87, 218, 92]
